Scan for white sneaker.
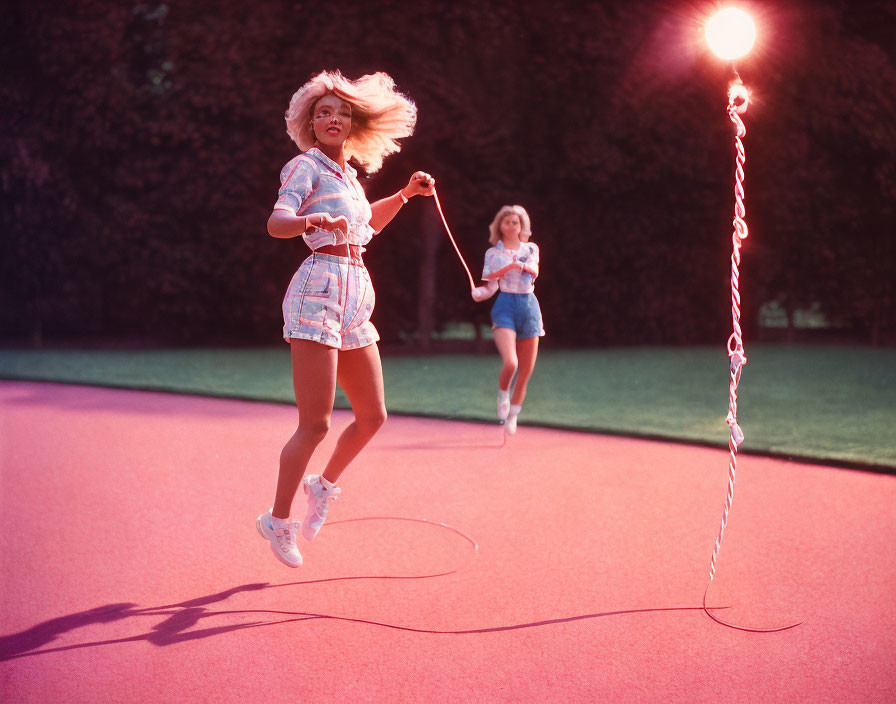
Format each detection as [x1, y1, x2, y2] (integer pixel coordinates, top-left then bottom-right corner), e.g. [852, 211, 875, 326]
[504, 404, 522, 435]
[497, 389, 511, 421]
[256, 510, 302, 567]
[302, 475, 341, 541]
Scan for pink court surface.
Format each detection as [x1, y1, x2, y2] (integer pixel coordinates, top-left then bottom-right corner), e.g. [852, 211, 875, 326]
[1, 380, 895, 703]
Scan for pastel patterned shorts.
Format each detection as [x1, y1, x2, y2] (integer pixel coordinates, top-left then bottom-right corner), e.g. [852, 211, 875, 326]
[282, 253, 379, 350]
[490, 291, 545, 340]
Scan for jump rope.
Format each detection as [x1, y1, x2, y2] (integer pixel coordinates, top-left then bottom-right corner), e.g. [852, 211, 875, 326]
[699, 77, 801, 632]
[326, 140, 799, 630]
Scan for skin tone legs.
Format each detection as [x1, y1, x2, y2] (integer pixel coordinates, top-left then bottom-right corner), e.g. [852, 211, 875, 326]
[494, 327, 518, 391]
[321, 343, 387, 482]
[493, 327, 539, 406]
[512, 336, 539, 405]
[272, 339, 386, 520]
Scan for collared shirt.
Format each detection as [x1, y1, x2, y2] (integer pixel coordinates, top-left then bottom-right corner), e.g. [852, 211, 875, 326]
[481, 240, 540, 294]
[273, 147, 375, 249]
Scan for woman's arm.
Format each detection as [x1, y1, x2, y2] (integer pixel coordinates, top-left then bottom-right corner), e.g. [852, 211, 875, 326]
[472, 280, 498, 302]
[368, 192, 408, 234]
[483, 262, 519, 280]
[270, 157, 321, 238]
[267, 211, 349, 239]
[369, 171, 434, 232]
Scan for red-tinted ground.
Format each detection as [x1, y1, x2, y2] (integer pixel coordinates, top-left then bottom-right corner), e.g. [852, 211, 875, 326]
[1, 381, 894, 703]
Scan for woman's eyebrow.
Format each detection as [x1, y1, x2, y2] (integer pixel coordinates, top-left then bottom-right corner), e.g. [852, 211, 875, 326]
[316, 102, 350, 114]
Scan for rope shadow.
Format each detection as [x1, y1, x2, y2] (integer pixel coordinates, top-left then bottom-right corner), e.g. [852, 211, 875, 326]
[1, 576, 730, 661]
[2, 515, 734, 661]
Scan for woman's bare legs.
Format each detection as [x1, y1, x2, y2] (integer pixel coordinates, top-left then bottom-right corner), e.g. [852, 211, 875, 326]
[493, 327, 518, 391]
[320, 342, 387, 483]
[510, 336, 539, 405]
[272, 340, 338, 519]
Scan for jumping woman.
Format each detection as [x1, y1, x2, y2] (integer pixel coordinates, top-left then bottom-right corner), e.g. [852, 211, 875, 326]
[257, 70, 434, 567]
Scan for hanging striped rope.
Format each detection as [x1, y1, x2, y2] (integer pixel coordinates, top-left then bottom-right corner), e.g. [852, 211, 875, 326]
[703, 79, 801, 632]
[708, 82, 749, 585]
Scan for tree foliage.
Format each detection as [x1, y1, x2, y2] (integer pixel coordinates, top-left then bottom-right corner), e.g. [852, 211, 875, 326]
[1, 0, 893, 346]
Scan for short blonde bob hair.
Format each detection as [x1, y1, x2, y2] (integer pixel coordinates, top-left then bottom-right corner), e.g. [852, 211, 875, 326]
[488, 205, 532, 245]
[285, 70, 417, 173]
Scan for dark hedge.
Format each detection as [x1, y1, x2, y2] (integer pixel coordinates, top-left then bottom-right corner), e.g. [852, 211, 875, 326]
[2, 0, 893, 346]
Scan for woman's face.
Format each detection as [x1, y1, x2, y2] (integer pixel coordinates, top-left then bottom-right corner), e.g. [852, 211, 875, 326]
[311, 95, 352, 146]
[500, 213, 522, 241]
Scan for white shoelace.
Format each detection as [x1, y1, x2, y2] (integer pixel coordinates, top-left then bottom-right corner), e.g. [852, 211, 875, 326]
[310, 487, 341, 519]
[273, 522, 300, 551]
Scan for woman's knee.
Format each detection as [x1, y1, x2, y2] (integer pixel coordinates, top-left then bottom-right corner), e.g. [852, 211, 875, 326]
[357, 405, 387, 434]
[502, 357, 518, 375]
[298, 416, 331, 443]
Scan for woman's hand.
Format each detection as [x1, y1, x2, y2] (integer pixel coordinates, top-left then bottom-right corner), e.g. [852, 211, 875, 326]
[401, 171, 435, 198]
[307, 212, 350, 234]
[471, 281, 498, 302]
[511, 255, 531, 273]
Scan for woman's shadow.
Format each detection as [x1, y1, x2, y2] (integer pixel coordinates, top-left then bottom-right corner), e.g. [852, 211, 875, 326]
[0, 583, 272, 660]
[1, 577, 726, 661]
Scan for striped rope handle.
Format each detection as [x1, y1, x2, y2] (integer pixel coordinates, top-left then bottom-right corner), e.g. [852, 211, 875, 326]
[703, 79, 801, 632]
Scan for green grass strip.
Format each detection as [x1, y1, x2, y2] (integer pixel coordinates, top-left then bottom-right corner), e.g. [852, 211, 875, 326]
[1, 345, 893, 470]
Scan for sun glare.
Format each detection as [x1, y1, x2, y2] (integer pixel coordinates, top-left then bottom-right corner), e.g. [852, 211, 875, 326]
[705, 8, 756, 61]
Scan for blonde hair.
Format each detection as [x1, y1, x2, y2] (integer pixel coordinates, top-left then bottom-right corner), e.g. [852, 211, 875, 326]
[488, 205, 532, 245]
[285, 70, 417, 173]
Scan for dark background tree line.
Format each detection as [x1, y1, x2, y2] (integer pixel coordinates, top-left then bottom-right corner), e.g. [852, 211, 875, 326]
[2, 0, 893, 347]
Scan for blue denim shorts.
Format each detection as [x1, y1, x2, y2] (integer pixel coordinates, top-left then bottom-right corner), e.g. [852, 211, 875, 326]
[490, 292, 545, 340]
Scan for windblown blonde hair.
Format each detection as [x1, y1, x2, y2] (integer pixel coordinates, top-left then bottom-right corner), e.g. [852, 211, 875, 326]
[285, 70, 417, 173]
[488, 205, 532, 245]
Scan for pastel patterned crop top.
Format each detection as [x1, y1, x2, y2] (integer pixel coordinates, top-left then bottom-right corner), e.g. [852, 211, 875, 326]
[273, 147, 375, 249]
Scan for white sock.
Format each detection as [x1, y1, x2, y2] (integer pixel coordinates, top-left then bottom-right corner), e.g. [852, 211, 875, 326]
[509, 404, 522, 417]
[498, 389, 510, 402]
[271, 514, 291, 529]
[319, 475, 336, 491]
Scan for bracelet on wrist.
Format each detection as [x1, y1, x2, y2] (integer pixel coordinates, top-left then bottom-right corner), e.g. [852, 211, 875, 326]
[398, 191, 408, 204]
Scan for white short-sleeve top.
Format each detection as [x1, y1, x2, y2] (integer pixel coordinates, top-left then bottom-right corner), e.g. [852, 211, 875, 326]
[273, 147, 375, 249]
[481, 240, 540, 294]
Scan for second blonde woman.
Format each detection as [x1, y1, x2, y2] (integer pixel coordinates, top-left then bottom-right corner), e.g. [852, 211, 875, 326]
[472, 205, 543, 435]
